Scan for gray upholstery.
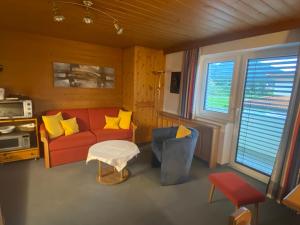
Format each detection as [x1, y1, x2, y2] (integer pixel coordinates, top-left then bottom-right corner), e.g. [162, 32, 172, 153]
[151, 127, 199, 185]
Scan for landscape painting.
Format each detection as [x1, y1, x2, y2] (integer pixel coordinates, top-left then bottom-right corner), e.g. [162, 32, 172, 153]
[53, 62, 115, 88]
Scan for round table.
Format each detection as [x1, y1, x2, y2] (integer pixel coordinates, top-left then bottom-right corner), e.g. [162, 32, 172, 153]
[86, 140, 140, 185]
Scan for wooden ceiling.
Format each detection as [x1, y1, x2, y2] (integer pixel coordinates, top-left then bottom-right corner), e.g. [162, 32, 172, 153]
[1, 0, 300, 50]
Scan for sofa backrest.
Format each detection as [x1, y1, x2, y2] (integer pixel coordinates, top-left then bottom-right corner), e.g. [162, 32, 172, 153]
[88, 107, 119, 130]
[46, 109, 90, 131]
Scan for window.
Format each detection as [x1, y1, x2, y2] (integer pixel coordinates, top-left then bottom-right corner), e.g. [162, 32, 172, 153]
[203, 61, 235, 113]
[235, 55, 298, 175]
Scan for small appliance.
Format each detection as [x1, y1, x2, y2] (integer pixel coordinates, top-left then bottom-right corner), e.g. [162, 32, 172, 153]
[0, 99, 33, 119]
[0, 132, 30, 152]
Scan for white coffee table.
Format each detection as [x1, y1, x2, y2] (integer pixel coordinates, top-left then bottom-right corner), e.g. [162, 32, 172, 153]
[86, 140, 140, 185]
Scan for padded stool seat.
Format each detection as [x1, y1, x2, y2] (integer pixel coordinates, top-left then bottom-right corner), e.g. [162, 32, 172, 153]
[208, 172, 265, 225]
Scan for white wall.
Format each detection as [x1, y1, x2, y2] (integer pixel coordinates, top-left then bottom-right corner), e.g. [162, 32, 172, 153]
[163, 51, 183, 114]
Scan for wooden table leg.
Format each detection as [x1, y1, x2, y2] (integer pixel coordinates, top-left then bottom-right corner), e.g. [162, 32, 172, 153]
[98, 161, 102, 180]
[208, 184, 215, 203]
[120, 168, 124, 180]
[254, 203, 259, 225]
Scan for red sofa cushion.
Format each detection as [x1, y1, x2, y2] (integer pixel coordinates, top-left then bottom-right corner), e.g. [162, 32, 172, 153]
[49, 131, 96, 151]
[208, 172, 265, 206]
[46, 109, 90, 131]
[92, 129, 132, 142]
[88, 108, 119, 130]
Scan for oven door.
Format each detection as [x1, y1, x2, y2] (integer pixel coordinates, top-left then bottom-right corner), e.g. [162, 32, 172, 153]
[0, 136, 22, 152]
[0, 101, 25, 119]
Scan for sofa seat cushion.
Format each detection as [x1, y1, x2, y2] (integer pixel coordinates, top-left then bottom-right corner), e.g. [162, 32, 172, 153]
[49, 131, 96, 151]
[92, 129, 132, 142]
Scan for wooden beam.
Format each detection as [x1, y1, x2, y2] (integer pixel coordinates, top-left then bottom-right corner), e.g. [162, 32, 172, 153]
[165, 19, 300, 53]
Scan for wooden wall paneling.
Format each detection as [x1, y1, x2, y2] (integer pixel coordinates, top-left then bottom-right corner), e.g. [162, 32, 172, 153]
[122, 47, 135, 111]
[133, 47, 164, 143]
[162, 119, 168, 128]
[122, 46, 165, 143]
[193, 126, 213, 162]
[0, 31, 123, 116]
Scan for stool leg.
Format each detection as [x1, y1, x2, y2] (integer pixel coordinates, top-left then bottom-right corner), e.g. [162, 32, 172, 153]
[208, 184, 215, 203]
[254, 203, 259, 225]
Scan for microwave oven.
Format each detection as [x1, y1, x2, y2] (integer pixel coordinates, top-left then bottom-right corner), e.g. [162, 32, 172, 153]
[0, 100, 33, 119]
[0, 132, 30, 152]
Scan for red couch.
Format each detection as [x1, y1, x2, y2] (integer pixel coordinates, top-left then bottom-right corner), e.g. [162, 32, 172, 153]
[40, 107, 136, 168]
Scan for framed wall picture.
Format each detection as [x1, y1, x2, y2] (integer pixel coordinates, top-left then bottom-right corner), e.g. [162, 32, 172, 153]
[170, 72, 181, 94]
[53, 62, 115, 88]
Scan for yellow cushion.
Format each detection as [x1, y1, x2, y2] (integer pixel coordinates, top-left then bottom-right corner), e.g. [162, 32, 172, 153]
[176, 125, 191, 138]
[104, 116, 120, 129]
[42, 112, 64, 139]
[60, 117, 79, 136]
[118, 110, 132, 129]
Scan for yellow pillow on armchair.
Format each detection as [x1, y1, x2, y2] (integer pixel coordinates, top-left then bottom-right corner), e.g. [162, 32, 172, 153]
[104, 116, 120, 129]
[176, 125, 191, 138]
[118, 110, 132, 129]
[60, 117, 79, 136]
[42, 112, 64, 139]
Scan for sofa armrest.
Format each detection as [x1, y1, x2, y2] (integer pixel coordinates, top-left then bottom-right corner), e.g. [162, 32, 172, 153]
[131, 121, 137, 143]
[40, 123, 50, 168]
[40, 123, 48, 141]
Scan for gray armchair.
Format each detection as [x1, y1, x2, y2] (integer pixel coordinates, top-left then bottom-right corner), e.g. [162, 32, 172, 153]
[151, 126, 199, 185]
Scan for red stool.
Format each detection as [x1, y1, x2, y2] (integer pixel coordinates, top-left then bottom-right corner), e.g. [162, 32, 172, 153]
[208, 172, 265, 225]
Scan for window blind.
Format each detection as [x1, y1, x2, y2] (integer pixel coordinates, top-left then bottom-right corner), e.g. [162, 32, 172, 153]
[204, 61, 234, 113]
[235, 55, 298, 175]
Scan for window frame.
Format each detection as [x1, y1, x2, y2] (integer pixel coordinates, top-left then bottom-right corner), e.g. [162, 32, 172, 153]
[195, 54, 241, 122]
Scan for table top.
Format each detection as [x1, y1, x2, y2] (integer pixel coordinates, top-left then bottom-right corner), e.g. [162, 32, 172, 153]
[86, 140, 140, 171]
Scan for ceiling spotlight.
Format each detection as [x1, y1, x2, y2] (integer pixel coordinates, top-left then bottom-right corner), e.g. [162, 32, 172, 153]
[114, 22, 124, 35]
[82, 0, 93, 7]
[82, 8, 93, 24]
[83, 14, 93, 24]
[53, 3, 65, 22]
[53, 14, 65, 22]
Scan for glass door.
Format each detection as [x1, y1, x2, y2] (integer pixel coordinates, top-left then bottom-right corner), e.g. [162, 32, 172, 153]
[235, 54, 298, 176]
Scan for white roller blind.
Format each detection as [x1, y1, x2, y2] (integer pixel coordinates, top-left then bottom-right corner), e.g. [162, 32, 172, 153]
[235, 55, 298, 175]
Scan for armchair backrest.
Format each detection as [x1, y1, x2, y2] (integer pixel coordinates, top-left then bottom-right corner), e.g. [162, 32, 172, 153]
[161, 126, 199, 154]
[185, 127, 199, 154]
